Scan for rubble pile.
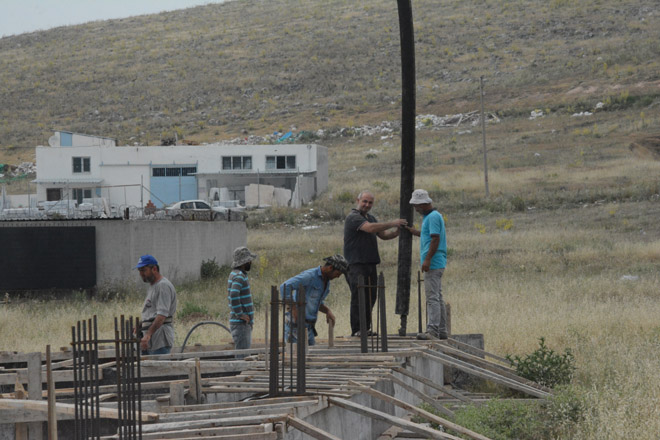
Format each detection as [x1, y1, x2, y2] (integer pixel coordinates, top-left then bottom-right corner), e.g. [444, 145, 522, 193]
[0, 162, 36, 179]
[417, 111, 500, 129]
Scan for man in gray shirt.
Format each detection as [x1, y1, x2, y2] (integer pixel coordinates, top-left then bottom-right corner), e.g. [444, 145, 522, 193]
[136, 254, 177, 355]
[344, 190, 407, 336]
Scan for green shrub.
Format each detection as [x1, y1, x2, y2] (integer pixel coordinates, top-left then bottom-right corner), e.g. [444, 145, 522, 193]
[454, 399, 545, 440]
[453, 387, 585, 440]
[510, 195, 526, 212]
[506, 337, 576, 388]
[177, 301, 209, 320]
[201, 258, 223, 279]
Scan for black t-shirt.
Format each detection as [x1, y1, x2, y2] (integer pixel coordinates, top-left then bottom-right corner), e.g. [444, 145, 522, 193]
[343, 208, 381, 265]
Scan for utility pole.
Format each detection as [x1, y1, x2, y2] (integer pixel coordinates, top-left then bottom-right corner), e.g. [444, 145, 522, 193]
[480, 76, 489, 197]
[395, 0, 416, 336]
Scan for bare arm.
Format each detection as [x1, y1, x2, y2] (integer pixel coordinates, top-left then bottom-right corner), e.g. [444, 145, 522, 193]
[319, 304, 336, 327]
[360, 218, 407, 236]
[404, 225, 421, 237]
[422, 235, 440, 272]
[141, 314, 167, 351]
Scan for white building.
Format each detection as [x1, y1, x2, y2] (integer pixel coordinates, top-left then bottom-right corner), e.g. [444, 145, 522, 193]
[34, 133, 328, 209]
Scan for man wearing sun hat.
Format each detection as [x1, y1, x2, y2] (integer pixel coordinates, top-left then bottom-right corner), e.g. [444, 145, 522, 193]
[280, 254, 348, 346]
[135, 254, 178, 355]
[228, 246, 258, 351]
[404, 189, 448, 340]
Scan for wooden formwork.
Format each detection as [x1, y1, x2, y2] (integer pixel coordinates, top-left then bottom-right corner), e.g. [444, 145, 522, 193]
[0, 336, 551, 440]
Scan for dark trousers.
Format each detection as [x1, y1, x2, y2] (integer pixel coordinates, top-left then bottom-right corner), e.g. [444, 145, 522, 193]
[346, 263, 378, 335]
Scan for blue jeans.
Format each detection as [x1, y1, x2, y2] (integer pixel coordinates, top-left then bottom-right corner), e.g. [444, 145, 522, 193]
[425, 268, 448, 338]
[142, 346, 171, 356]
[230, 321, 253, 350]
[284, 314, 316, 346]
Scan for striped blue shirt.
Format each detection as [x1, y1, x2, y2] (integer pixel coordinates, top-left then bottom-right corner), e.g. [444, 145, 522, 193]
[227, 269, 254, 324]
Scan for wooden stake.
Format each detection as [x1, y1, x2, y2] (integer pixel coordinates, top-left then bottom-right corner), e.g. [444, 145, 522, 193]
[46, 346, 57, 440]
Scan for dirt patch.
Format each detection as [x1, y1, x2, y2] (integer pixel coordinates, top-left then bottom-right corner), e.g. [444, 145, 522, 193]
[629, 134, 660, 160]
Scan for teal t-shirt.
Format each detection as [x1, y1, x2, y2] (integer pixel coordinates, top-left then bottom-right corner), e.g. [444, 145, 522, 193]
[420, 209, 447, 269]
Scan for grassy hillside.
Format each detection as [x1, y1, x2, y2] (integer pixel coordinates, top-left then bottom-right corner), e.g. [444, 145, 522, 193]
[2, 1, 660, 437]
[0, 0, 658, 155]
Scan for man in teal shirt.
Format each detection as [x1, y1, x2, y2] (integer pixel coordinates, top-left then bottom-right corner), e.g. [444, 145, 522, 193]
[404, 189, 448, 340]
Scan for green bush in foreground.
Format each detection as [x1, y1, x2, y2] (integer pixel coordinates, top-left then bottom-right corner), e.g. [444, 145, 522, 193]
[452, 387, 585, 440]
[506, 337, 576, 388]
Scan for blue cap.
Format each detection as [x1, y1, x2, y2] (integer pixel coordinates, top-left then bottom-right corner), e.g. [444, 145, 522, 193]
[135, 254, 158, 269]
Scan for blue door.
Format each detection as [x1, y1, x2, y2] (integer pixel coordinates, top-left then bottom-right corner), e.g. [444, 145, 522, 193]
[150, 166, 197, 207]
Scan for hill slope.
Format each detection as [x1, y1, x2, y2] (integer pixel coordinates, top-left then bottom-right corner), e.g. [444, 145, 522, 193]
[0, 0, 658, 156]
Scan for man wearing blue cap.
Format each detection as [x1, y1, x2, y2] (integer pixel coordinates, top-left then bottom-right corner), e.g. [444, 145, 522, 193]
[135, 254, 177, 355]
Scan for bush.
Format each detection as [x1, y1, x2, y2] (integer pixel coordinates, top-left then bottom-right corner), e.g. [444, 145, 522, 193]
[453, 386, 585, 440]
[201, 258, 223, 279]
[454, 399, 545, 440]
[177, 301, 210, 321]
[506, 337, 576, 388]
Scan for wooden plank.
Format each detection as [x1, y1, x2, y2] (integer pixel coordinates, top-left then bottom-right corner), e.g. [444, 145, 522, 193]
[46, 346, 57, 440]
[446, 338, 509, 364]
[139, 424, 271, 439]
[163, 395, 315, 413]
[430, 343, 552, 393]
[286, 415, 341, 440]
[0, 368, 103, 386]
[26, 352, 43, 440]
[0, 399, 159, 422]
[392, 367, 476, 405]
[348, 380, 492, 440]
[159, 399, 319, 422]
[420, 351, 550, 399]
[140, 359, 256, 377]
[142, 414, 289, 434]
[327, 397, 458, 440]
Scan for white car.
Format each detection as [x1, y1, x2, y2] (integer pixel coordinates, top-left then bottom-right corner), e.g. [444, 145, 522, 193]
[166, 200, 229, 221]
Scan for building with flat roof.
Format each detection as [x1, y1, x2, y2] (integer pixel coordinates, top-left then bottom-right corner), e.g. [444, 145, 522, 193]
[34, 135, 328, 209]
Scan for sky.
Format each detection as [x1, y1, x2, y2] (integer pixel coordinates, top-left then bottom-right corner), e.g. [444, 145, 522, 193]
[0, 0, 228, 38]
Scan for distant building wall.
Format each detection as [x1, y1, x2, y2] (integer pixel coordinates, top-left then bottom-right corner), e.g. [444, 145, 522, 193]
[34, 143, 328, 208]
[0, 220, 247, 288]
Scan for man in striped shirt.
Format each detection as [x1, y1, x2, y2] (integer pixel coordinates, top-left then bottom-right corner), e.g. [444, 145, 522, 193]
[227, 246, 257, 351]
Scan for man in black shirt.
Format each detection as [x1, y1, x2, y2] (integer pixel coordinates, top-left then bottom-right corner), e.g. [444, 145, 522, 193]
[343, 190, 407, 336]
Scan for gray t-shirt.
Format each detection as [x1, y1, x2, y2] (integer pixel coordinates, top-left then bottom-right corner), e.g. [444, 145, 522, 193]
[343, 208, 381, 265]
[141, 277, 177, 351]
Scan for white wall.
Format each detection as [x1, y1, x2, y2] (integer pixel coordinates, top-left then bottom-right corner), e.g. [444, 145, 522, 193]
[35, 143, 327, 207]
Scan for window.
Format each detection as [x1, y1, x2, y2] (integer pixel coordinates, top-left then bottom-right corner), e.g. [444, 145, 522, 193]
[47, 188, 62, 201]
[266, 155, 296, 170]
[72, 188, 92, 204]
[72, 157, 90, 173]
[195, 201, 211, 209]
[153, 166, 196, 177]
[222, 156, 252, 170]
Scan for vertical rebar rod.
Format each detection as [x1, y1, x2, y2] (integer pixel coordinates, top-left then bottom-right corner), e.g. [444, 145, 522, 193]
[93, 316, 100, 440]
[357, 275, 368, 353]
[81, 320, 89, 440]
[114, 317, 123, 440]
[120, 315, 129, 439]
[71, 325, 80, 440]
[135, 317, 143, 440]
[268, 287, 279, 397]
[125, 318, 135, 440]
[296, 287, 306, 394]
[281, 293, 286, 395]
[417, 271, 423, 334]
[480, 76, 489, 198]
[378, 273, 388, 352]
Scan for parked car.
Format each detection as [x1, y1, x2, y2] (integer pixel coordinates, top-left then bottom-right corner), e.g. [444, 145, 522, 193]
[166, 200, 228, 221]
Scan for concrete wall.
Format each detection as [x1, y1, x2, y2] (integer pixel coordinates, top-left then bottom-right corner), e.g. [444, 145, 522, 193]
[0, 220, 247, 287]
